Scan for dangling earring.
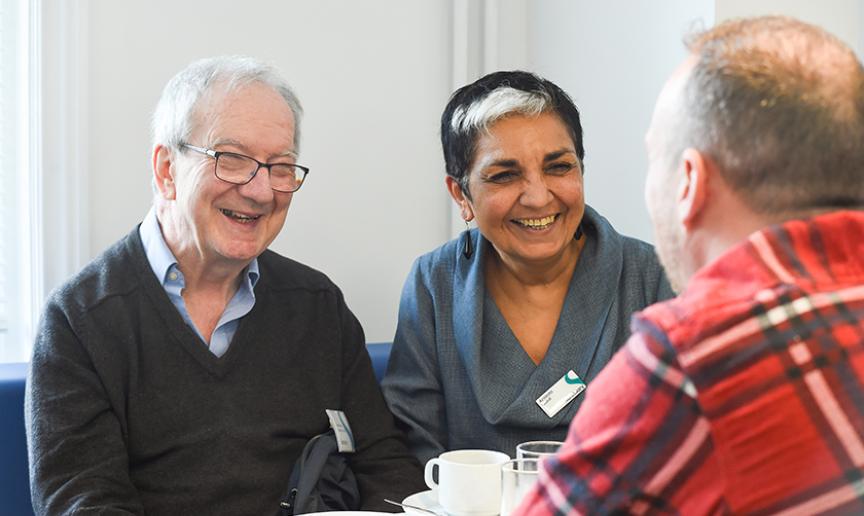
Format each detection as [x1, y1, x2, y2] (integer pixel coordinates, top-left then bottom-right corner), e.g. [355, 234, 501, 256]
[462, 220, 473, 259]
[574, 223, 583, 241]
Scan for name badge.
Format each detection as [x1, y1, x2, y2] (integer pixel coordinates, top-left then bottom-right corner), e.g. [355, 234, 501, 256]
[325, 409, 356, 453]
[536, 370, 586, 418]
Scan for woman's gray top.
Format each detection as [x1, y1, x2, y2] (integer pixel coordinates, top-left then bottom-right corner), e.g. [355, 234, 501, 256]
[381, 206, 674, 464]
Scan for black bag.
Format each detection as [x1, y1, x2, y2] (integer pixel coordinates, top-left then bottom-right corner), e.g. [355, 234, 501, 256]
[278, 430, 361, 515]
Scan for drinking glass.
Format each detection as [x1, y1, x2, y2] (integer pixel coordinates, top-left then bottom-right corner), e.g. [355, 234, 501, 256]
[500, 458, 540, 516]
[516, 440, 563, 460]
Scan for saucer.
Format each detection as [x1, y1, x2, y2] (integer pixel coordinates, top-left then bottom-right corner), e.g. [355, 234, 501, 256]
[402, 490, 445, 515]
[303, 512, 397, 516]
[402, 490, 498, 516]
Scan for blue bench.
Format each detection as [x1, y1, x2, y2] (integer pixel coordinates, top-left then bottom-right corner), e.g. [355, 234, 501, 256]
[0, 343, 393, 515]
[366, 341, 393, 382]
[0, 362, 33, 516]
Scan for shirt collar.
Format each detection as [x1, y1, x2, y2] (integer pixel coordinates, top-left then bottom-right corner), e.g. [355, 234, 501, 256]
[138, 207, 260, 288]
[246, 254, 260, 288]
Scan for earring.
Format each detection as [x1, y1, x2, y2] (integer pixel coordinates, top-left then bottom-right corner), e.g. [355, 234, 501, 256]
[462, 220, 473, 259]
[574, 223, 583, 241]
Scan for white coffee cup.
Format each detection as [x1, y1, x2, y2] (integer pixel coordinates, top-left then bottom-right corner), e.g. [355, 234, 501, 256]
[424, 449, 510, 515]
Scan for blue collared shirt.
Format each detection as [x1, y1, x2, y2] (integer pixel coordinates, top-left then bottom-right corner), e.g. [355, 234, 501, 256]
[138, 208, 259, 357]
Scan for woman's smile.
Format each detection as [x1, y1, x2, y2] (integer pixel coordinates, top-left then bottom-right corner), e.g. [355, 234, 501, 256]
[512, 213, 560, 230]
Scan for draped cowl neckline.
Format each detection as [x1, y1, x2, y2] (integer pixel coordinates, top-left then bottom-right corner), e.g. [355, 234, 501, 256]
[451, 205, 626, 429]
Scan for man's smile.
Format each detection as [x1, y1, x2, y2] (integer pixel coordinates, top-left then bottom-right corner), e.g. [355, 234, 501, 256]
[220, 208, 262, 223]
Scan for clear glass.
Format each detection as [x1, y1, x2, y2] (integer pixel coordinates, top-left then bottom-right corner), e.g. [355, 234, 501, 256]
[516, 440, 563, 460]
[500, 458, 540, 516]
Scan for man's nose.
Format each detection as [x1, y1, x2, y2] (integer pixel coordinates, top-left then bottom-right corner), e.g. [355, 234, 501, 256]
[238, 165, 276, 202]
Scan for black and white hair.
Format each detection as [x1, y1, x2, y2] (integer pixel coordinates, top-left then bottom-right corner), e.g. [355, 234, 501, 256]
[151, 55, 303, 152]
[440, 71, 585, 197]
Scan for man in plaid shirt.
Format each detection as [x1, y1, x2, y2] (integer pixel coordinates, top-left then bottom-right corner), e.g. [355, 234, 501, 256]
[519, 16, 864, 515]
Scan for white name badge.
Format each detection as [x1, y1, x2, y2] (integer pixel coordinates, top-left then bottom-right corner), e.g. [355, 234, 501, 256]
[325, 409, 356, 453]
[536, 370, 586, 418]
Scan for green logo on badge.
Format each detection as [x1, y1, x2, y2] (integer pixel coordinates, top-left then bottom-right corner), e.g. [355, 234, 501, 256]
[564, 371, 585, 385]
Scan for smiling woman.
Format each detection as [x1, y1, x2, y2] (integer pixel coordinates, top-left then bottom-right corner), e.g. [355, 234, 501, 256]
[454, 113, 585, 284]
[381, 70, 676, 464]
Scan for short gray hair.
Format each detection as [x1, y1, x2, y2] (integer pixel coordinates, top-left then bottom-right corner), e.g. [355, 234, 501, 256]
[674, 16, 864, 214]
[151, 55, 303, 152]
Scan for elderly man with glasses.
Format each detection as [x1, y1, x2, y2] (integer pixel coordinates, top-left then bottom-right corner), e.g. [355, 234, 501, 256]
[25, 56, 424, 515]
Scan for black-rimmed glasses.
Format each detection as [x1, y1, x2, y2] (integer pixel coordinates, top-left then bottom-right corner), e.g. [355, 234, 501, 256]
[180, 143, 309, 193]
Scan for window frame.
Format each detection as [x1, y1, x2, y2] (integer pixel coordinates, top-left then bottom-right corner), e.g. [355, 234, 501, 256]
[0, 0, 87, 363]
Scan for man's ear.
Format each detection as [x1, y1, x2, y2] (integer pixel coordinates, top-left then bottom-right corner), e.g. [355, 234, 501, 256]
[152, 144, 177, 200]
[677, 148, 710, 229]
[445, 176, 474, 222]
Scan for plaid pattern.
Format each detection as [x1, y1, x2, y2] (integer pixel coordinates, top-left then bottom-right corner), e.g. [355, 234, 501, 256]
[519, 211, 864, 515]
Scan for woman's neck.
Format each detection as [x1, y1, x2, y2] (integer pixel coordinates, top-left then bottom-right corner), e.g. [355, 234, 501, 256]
[484, 237, 587, 365]
[487, 236, 585, 290]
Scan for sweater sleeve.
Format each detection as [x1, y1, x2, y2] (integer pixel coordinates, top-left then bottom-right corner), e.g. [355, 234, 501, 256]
[381, 258, 449, 465]
[25, 299, 145, 515]
[333, 287, 426, 511]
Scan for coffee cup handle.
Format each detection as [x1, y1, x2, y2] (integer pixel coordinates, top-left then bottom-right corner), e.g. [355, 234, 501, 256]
[424, 458, 440, 490]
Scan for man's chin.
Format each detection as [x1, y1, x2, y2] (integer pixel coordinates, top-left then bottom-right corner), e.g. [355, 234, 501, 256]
[216, 245, 265, 265]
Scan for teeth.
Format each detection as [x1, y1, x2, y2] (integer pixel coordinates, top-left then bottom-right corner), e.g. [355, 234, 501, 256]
[516, 214, 557, 228]
[221, 209, 260, 222]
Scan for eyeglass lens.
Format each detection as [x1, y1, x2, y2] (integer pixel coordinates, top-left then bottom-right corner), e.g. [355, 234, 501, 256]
[216, 153, 304, 192]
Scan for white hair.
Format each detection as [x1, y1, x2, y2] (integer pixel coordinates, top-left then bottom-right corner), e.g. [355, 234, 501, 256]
[449, 87, 551, 135]
[151, 55, 303, 152]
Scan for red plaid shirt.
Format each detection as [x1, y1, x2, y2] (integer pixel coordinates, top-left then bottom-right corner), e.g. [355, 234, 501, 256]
[519, 210, 864, 515]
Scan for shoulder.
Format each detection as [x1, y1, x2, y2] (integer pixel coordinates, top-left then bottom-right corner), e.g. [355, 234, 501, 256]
[584, 206, 671, 300]
[414, 233, 463, 272]
[618, 234, 669, 287]
[619, 235, 661, 266]
[635, 271, 747, 356]
[585, 206, 661, 270]
[406, 231, 472, 287]
[47, 228, 147, 315]
[632, 267, 745, 363]
[257, 249, 342, 296]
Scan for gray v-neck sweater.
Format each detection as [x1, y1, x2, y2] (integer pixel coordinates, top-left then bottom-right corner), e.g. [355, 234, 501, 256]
[382, 206, 674, 463]
[26, 227, 424, 515]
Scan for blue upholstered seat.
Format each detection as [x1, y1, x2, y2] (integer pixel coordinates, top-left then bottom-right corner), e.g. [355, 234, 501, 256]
[0, 362, 33, 516]
[366, 341, 393, 383]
